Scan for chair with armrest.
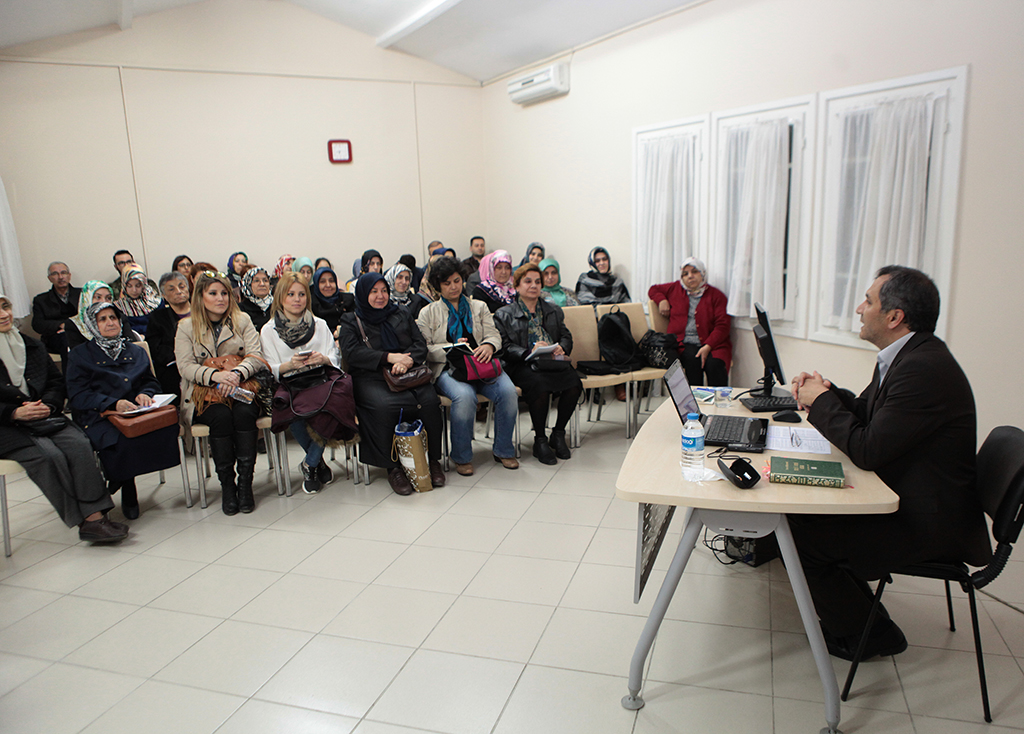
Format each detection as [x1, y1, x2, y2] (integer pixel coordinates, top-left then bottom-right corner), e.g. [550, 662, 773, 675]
[841, 425, 1024, 723]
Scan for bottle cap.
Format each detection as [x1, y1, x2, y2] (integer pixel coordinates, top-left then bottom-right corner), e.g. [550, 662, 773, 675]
[686, 413, 699, 420]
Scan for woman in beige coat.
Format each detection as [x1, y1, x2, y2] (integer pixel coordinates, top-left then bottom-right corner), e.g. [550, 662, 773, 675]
[417, 256, 519, 476]
[175, 271, 267, 515]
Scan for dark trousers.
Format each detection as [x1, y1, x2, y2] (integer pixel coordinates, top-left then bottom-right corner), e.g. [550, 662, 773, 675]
[5, 425, 113, 527]
[193, 401, 259, 437]
[681, 343, 728, 387]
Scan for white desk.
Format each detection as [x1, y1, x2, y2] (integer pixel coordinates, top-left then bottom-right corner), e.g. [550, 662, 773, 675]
[615, 399, 898, 734]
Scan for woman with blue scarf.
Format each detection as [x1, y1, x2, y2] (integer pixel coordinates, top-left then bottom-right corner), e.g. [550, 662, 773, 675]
[416, 257, 520, 476]
[337, 273, 446, 495]
[310, 266, 354, 336]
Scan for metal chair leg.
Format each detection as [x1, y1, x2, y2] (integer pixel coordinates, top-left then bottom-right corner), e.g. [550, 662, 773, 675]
[194, 437, 208, 509]
[158, 470, 166, 485]
[966, 584, 992, 722]
[0, 475, 11, 558]
[441, 404, 451, 472]
[944, 579, 956, 630]
[177, 437, 193, 508]
[841, 575, 890, 701]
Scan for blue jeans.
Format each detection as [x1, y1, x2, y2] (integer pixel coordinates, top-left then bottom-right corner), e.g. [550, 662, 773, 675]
[290, 419, 325, 468]
[435, 370, 518, 464]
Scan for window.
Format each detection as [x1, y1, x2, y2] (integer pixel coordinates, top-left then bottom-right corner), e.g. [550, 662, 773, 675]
[810, 67, 966, 346]
[631, 115, 709, 302]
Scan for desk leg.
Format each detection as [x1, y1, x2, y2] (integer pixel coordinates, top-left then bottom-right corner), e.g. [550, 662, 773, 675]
[775, 516, 843, 734]
[621, 509, 704, 710]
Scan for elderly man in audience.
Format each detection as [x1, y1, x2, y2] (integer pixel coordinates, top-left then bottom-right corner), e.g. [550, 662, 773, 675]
[32, 260, 80, 357]
[146, 272, 192, 397]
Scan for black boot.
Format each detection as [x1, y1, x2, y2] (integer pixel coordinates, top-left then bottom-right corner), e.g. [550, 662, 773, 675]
[532, 434, 557, 465]
[121, 478, 140, 520]
[549, 429, 571, 460]
[209, 435, 238, 516]
[235, 430, 259, 514]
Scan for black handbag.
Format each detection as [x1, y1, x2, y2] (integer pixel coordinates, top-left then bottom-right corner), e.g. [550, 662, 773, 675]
[530, 356, 573, 372]
[280, 364, 329, 393]
[638, 330, 680, 369]
[21, 414, 68, 437]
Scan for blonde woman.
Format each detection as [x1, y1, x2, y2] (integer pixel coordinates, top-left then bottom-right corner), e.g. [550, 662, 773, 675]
[259, 272, 341, 494]
[175, 271, 267, 515]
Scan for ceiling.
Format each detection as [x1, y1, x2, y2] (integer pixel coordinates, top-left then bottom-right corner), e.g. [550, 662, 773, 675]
[0, 0, 704, 82]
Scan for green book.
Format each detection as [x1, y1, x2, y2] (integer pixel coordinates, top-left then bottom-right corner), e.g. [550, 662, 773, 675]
[769, 456, 845, 488]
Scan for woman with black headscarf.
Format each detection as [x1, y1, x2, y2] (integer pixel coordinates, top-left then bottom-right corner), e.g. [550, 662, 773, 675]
[66, 302, 180, 519]
[310, 266, 354, 336]
[336, 273, 445, 495]
[345, 249, 384, 292]
[575, 246, 631, 305]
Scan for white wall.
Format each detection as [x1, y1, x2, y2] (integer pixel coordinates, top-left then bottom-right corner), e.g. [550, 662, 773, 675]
[0, 0, 483, 299]
[480, 0, 1024, 437]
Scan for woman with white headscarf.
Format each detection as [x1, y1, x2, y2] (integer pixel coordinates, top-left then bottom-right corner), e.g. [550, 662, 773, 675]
[0, 294, 128, 543]
[648, 256, 732, 387]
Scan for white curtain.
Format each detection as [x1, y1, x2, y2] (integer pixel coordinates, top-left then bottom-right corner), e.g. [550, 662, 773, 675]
[634, 133, 696, 301]
[828, 96, 933, 332]
[717, 118, 790, 318]
[0, 175, 30, 317]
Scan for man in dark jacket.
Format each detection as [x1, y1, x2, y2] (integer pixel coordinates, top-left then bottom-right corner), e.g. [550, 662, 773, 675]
[31, 261, 81, 357]
[791, 266, 991, 661]
[462, 235, 486, 290]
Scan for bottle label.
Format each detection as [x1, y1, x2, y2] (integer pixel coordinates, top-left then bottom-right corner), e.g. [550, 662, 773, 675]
[681, 435, 704, 452]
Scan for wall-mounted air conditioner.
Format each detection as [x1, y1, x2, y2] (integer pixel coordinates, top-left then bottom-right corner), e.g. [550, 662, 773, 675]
[507, 63, 570, 106]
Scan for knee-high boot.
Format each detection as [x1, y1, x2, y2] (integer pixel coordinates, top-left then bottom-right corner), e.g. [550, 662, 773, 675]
[209, 435, 238, 516]
[235, 430, 259, 514]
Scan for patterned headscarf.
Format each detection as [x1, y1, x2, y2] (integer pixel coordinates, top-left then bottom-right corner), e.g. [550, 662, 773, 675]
[71, 280, 113, 340]
[115, 266, 162, 317]
[384, 263, 412, 306]
[84, 302, 127, 360]
[273, 254, 295, 279]
[227, 251, 248, 275]
[576, 246, 630, 305]
[477, 250, 515, 305]
[680, 256, 708, 297]
[241, 267, 273, 311]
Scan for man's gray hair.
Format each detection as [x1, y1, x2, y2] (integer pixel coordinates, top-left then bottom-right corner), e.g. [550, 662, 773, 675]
[47, 261, 68, 274]
[159, 271, 187, 290]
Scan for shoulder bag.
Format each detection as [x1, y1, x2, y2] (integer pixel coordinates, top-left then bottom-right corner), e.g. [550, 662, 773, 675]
[354, 316, 432, 392]
[101, 405, 178, 438]
[445, 343, 503, 383]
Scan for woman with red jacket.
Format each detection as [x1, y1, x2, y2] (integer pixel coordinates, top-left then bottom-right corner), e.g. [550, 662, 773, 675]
[648, 257, 731, 387]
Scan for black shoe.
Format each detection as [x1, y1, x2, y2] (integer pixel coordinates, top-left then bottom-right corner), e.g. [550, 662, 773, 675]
[548, 429, 571, 460]
[388, 468, 414, 495]
[121, 479, 140, 520]
[822, 618, 908, 661]
[429, 460, 446, 488]
[532, 436, 557, 465]
[257, 436, 267, 454]
[79, 517, 129, 543]
[300, 461, 323, 494]
[316, 459, 334, 486]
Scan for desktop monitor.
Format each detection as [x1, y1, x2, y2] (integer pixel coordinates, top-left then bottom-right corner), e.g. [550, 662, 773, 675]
[752, 302, 787, 396]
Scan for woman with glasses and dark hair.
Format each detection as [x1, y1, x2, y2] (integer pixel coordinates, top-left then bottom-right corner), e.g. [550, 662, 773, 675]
[175, 271, 268, 515]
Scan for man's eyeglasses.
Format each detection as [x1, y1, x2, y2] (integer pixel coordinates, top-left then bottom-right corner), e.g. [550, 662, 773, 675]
[49, 270, 70, 277]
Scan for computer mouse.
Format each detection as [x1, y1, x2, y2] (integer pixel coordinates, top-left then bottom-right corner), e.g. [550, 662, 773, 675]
[717, 457, 761, 489]
[772, 409, 802, 423]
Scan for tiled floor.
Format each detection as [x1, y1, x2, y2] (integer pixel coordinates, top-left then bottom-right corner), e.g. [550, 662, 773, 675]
[2, 397, 1024, 733]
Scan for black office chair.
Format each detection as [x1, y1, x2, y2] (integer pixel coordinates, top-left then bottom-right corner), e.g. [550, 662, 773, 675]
[841, 425, 1024, 722]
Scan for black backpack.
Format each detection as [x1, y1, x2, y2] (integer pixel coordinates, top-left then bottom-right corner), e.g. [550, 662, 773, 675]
[597, 306, 645, 372]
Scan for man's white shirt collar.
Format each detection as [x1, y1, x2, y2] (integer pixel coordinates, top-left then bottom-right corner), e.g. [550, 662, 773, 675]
[877, 331, 916, 385]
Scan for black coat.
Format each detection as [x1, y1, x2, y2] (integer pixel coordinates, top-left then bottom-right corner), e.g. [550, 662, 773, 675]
[31, 286, 81, 349]
[492, 298, 573, 366]
[145, 305, 187, 396]
[312, 293, 355, 336]
[471, 286, 513, 314]
[337, 307, 428, 380]
[239, 298, 273, 333]
[0, 332, 65, 453]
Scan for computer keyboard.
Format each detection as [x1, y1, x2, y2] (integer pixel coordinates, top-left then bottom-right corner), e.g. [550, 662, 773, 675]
[740, 394, 798, 412]
[704, 415, 750, 444]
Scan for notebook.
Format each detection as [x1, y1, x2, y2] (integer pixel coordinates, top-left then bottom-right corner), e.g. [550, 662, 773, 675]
[663, 361, 768, 452]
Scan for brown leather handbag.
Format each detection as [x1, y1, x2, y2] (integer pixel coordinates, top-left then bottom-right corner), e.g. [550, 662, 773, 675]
[191, 353, 269, 411]
[101, 405, 178, 438]
[354, 316, 432, 392]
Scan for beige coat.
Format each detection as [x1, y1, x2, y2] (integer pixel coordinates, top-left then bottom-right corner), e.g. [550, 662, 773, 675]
[174, 311, 266, 437]
[416, 298, 502, 379]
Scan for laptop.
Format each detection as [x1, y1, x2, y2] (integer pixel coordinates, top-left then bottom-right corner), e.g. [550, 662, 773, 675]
[663, 360, 768, 452]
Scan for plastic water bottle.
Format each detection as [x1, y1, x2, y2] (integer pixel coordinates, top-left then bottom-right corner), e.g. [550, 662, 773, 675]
[680, 412, 705, 481]
[225, 386, 255, 404]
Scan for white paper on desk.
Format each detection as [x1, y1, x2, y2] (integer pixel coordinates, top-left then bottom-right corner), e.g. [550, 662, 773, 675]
[766, 426, 831, 454]
[526, 343, 559, 360]
[121, 394, 175, 415]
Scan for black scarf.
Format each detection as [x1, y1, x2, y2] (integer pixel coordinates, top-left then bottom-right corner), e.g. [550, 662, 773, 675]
[354, 273, 400, 351]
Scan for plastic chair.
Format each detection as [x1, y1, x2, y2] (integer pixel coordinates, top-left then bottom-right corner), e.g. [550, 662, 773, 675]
[596, 302, 667, 436]
[841, 425, 1024, 722]
[0, 459, 20, 556]
[438, 389, 522, 471]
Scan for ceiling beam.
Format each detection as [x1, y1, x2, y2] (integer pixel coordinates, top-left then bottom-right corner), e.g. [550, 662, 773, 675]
[376, 0, 463, 48]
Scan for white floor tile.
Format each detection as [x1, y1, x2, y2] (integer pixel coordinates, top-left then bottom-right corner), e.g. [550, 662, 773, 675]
[631, 682, 774, 734]
[256, 635, 413, 717]
[155, 619, 312, 696]
[984, 599, 1024, 657]
[0, 594, 136, 660]
[104, 516, 194, 553]
[354, 721, 450, 733]
[144, 522, 261, 563]
[375, 545, 489, 594]
[496, 519, 596, 561]
[541, 469, 620, 497]
[339, 505, 442, 543]
[463, 554, 577, 605]
[216, 528, 332, 573]
[493, 665, 637, 734]
[267, 498, 370, 535]
[149, 564, 281, 618]
[530, 607, 648, 677]
[600, 497, 639, 529]
[232, 573, 364, 632]
[884, 589, 1011, 655]
[0, 652, 50, 697]
[912, 713, 1024, 733]
[2, 545, 135, 594]
[472, 461, 557, 491]
[559, 562, 658, 617]
[448, 487, 538, 519]
[521, 492, 612, 527]
[321, 584, 456, 647]
[292, 536, 407, 583]
[0, 583, 62, 630]
[217, 698, 360, 734]
[64, 606, 220, 677]
[0, 540, 69, 581]
[78, 679, 243, 734]
[773, 696, 915, 734]
[367, 649, 523, 734]
[71, 553, 206, 606]
[424, 596, 554, 662]
[0, 662, 143, 734]
[413, 512, 516, 553]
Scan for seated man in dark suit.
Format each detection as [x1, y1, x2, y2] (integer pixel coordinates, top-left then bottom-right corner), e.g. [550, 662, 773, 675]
[791, 265, 991, 660]
[31, 261, 81, 357]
